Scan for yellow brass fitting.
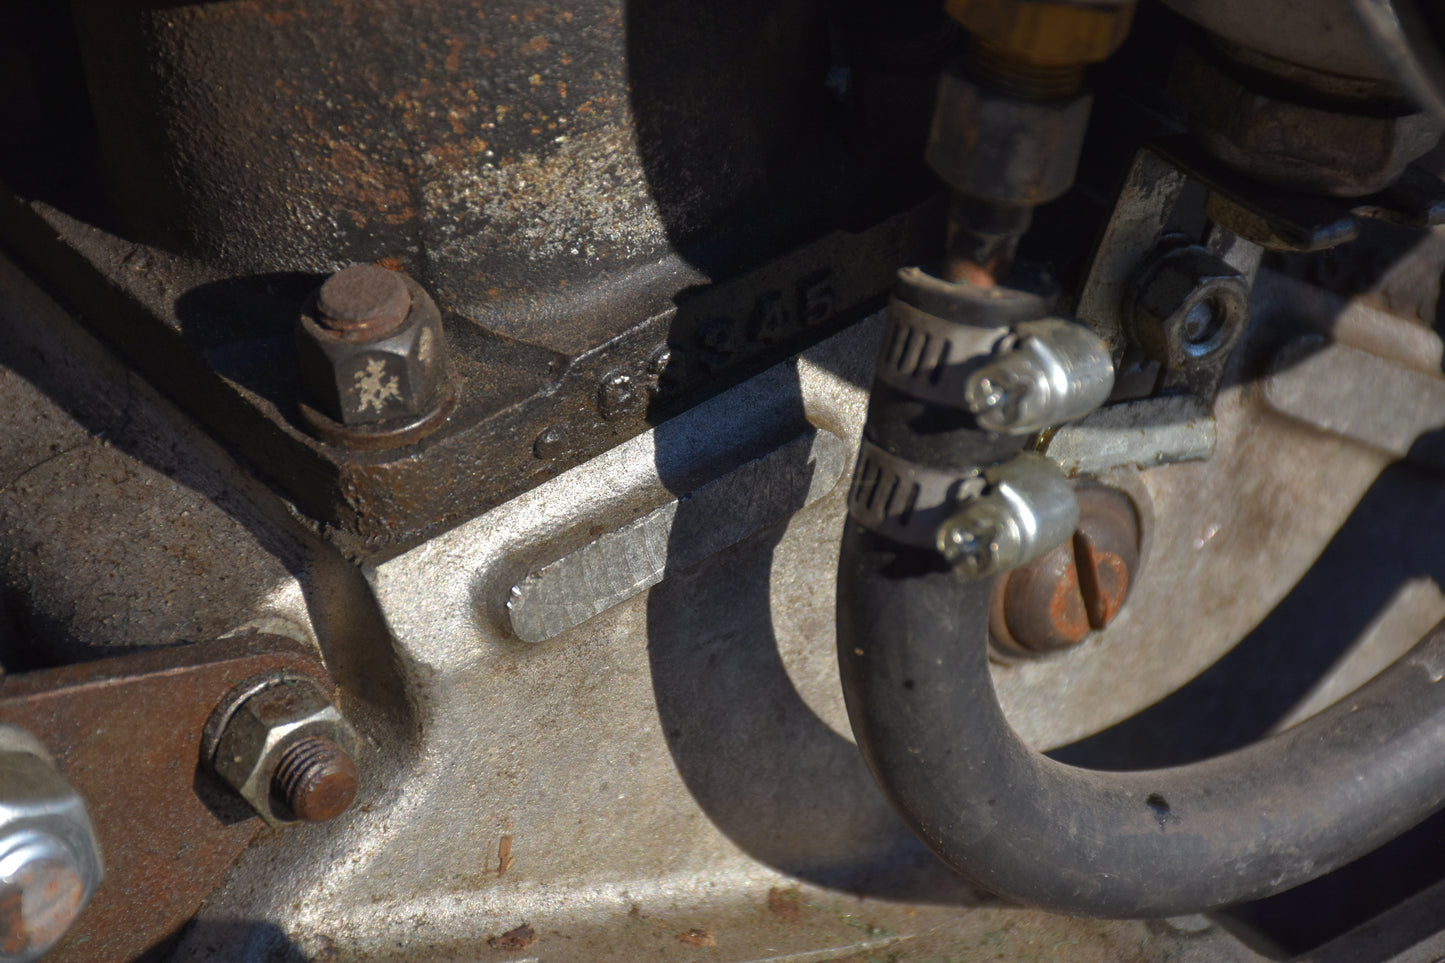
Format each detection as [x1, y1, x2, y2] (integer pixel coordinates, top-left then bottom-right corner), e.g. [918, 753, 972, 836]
[945, 0, 1136, 68]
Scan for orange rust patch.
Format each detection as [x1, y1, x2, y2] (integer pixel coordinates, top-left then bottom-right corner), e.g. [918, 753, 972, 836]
[766, 887, 813, 922]
[488, 923, 537, 950]
[1046, 565, 1090, 644]
[445, 37, 465, 72]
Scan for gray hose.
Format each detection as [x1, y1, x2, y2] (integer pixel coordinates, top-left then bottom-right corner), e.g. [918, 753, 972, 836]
[837, 522, 1445, 916]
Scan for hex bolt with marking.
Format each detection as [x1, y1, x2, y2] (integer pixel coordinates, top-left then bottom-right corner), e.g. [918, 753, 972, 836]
[0, 726, 101, 963]
[205, 675, 362, 827]
[964, 318, 1113, 434]
[296, 263, 454, 447]
[990, 485, 1141, 655]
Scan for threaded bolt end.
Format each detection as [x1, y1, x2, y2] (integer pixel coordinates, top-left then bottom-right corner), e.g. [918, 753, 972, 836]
[272, 735, 359, 823]
[968, 39, 1086, 100]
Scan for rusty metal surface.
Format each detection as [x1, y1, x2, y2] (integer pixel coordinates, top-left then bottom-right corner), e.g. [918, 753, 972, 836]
[0, 635, 330, 963]
[0, 189, 941, 560]
[67, 0, 828, 304]
[0, 0, 952, 561]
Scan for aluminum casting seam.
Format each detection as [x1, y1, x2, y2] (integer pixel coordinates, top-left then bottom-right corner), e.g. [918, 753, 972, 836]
[836, 522, 1445, 917]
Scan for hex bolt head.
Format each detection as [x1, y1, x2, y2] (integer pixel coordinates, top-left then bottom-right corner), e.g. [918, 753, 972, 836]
[296, 264, 454, 444]
[272, 735, 359, 823]
[990, 485, 1140, 655]
[207, 676, 362, 827]
[1126, 242, 1249, 371]
[316, 265, 412, 341]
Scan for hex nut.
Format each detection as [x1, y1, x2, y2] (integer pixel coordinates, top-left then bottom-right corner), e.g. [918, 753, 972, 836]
[209, 677, 361, 827]
[927, 67, 1092, 206]
[1126, 243, 1249, 371]
[0, 726, 101, 962]
[1173, 46, 1443, 197]
[296, 270, 448, 428]
[944, 0, 1135, 65]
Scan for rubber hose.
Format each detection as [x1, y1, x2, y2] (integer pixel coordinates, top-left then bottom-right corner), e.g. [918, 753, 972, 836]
[837, 522, 1445, 917]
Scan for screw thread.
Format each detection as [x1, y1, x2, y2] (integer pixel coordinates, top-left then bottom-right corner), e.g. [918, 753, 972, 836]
[273, 735, 358, 823]
[967, 39, 1086, 101]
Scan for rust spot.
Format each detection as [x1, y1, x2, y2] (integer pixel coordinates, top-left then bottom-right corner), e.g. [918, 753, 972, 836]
[445, 37, 465, 72]
[1076, 535, 1129, 630]
[677, 929, 716, 947]
[488, 923, 537, 950]
[1045, 563, 1090, 644]
[766, 887, 812, 922]
[496, 834, 515, 876]
[523, 35, 551, 54]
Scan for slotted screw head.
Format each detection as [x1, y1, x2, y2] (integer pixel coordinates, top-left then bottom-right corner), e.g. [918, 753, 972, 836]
[990, 485, 1140, 655]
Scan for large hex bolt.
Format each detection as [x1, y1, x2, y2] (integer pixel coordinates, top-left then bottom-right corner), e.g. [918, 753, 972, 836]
[296, 264, 453, 447]
[990, 485, 1140, 655]
[0, 726, 101, 962]
[1125, 241, 1250, 372]
[1172, 43, 1442, 198]
[205, 675, 361, 827]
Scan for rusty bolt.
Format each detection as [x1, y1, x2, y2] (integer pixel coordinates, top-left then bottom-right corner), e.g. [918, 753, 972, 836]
[272, 735, 359, 823]
[990, 485, 1139, 655]
[296, 264, 451, 438]
[206, 676, 362, 827]
[315, 264, 412, 341]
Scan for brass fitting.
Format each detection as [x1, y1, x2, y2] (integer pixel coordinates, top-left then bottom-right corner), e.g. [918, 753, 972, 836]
[945, 0, 1136, 71]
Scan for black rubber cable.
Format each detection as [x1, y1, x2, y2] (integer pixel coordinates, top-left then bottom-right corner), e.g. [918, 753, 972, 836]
[837, 522, 1445, 917]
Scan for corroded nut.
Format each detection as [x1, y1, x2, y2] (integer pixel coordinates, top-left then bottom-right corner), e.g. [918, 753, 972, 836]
[207, 676, 361, 827]
[927, 67, 1092, 206]
[1173, 46, 1443, 197]
[296, 269, 447, 428]
[944, 0, 1135, 65]
[1126, 243, 1249, 371]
